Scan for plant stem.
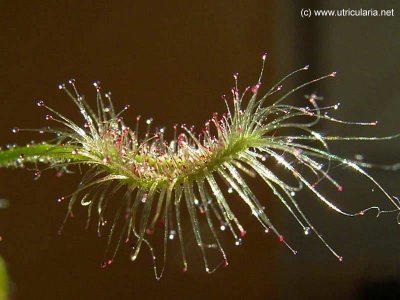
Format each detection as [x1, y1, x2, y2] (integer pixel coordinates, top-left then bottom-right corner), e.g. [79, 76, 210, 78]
[0, 144, 85, 167]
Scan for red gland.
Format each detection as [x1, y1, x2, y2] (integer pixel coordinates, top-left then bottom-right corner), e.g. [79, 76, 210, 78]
[251, 84, 260, 94]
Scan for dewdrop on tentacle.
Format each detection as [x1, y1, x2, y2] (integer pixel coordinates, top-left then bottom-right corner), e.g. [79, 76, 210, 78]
[2, 54, 400, 280]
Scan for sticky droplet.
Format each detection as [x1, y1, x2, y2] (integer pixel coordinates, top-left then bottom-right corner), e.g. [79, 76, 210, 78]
[304, 227, 311, 236]
[168, 230, 176, 240]
[100, 261, 108, 269]
[251, 83, 260, 94]
[34, 170, 41, 179]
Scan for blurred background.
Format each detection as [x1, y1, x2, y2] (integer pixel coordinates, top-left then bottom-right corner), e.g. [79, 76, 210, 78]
[1, 1, 400, 299]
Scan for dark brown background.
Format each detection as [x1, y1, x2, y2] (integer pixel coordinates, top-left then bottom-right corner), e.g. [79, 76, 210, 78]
[1, 1, 400, 299]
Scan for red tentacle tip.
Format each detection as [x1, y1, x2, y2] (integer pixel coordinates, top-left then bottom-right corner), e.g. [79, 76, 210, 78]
[262, 53, 267, 60]
[251, 83, 260, 94]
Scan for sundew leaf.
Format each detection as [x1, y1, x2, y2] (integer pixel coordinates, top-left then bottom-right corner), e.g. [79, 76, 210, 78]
[1, 56, 400, 279]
